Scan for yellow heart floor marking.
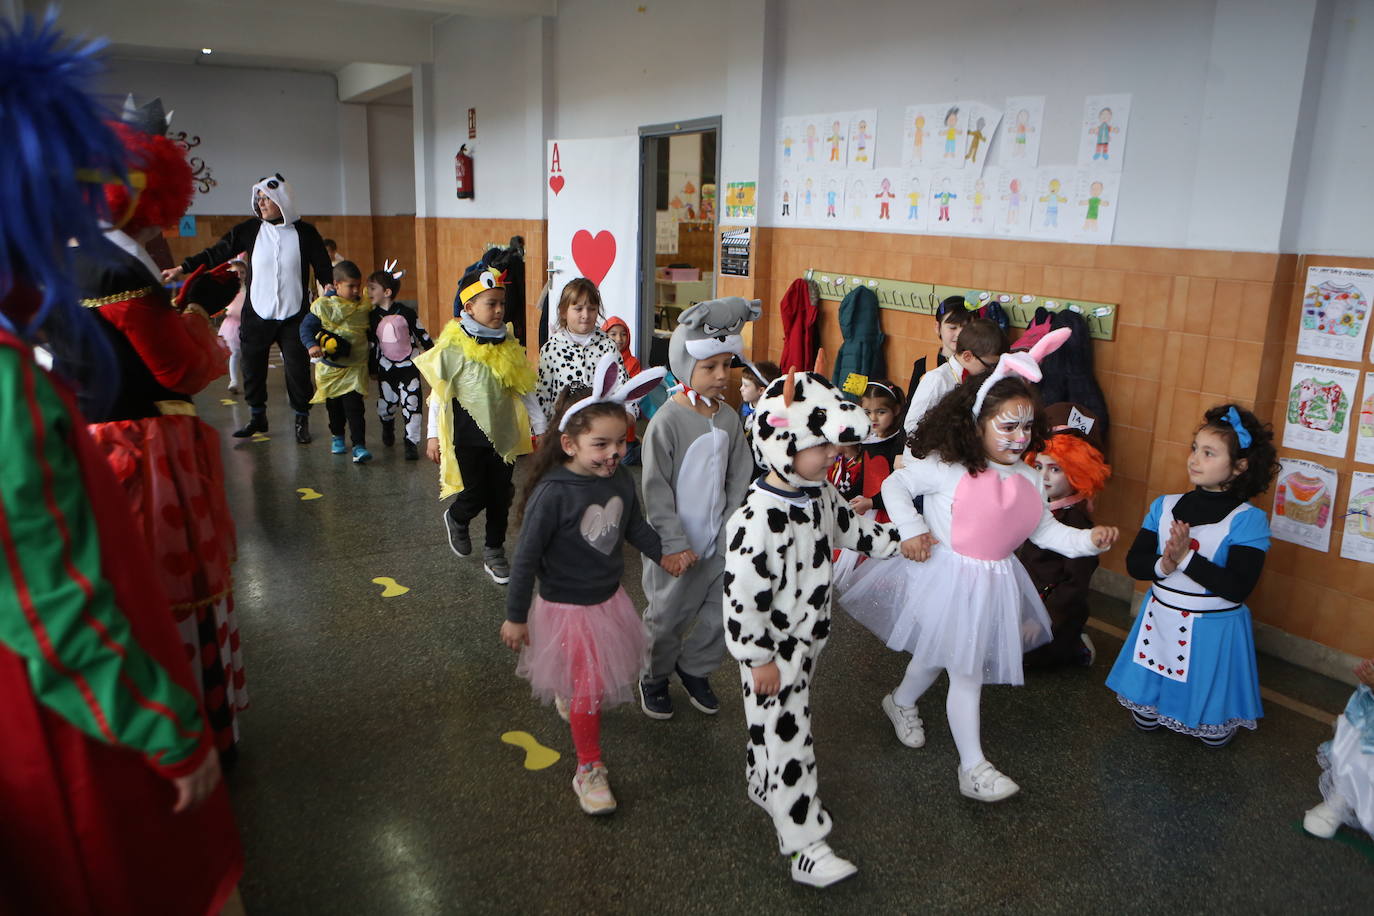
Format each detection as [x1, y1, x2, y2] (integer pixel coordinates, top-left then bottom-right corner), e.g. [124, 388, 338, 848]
[297, 487, 323, 501]
[371, 576, 409, 597]
[220, 398, 237, 406]
[501, 731, 561, 770]
[250, 433, 270, 442]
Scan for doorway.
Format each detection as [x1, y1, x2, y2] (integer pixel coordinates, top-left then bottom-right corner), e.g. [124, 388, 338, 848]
[638, 117, 721, 370]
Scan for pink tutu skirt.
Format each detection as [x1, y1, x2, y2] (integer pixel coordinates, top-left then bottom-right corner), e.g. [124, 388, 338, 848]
[515, 587, 648, 708]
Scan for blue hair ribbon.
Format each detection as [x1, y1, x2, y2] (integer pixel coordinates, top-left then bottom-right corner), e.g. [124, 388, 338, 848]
[1223, 406, 1252, 449]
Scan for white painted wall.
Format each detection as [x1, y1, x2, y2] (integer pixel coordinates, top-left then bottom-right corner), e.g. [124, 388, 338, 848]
[1295, 0, 1374, 256]
[100, 58, 350, 215]
[367, 104, 416, 215]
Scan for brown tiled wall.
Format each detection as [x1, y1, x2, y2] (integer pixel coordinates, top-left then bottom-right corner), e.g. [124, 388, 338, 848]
[1252, 254, 1374, 657]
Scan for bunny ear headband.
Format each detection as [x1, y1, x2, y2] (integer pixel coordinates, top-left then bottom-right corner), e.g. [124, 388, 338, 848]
[382, 258, 405, 280]
[559, 351, 668, 431]
[970, 327, 1072, 417]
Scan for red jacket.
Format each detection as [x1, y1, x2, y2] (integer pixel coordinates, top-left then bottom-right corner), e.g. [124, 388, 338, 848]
[778, 278, 820, 373]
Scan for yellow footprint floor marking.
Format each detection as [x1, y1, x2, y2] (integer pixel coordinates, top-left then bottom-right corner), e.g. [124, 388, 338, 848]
[296, 487, 323, 501]
[501, 731, 561, 770]
[371, 576, 409, 597]
[220, 398, 237, 406]
[250, 433, 270, 442]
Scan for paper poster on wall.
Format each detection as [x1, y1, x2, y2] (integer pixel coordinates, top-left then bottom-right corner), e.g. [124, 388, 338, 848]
[1077, 94, 1132, 171]
[926, 169, 967, 234]
[994, 168, 1035, 236]
[999, 95, 1045, 166]
[847, 109, 877, 169]
[655, 211, 678, 254]
[1340, 471, 1374, 563]
[821, 113, 849, 168]
[1356, 373, 1374, 464]
[1295, 265, 1374, 362]
[818, 174, 845, 224]
[797, 114, 830, 167]
[844, 175, 869, 227]
[896, 171, 931, 233]
[723, 181, 757, 224]
[962, 101, 1002, 174]
[1069, 170, 1121, 242]
[774, 176, 798, 225]
[1272, 457, 1337, 552]
[960, 168, 998, 235]
[1283, 361, 1359, 458]
[1030, 166, 1075, 242]
[795, 172, 828, 225]
[776, 118, 801, 174]
[861, 169, 902, 228]
[546, 136, 640, 344]
[901, 104, 947, 168]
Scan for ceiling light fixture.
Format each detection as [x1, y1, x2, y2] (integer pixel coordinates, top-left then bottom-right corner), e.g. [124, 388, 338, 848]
[201, 48, 212, 55]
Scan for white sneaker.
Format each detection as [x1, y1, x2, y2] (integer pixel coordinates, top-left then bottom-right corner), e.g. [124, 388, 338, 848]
[882, 693, 925, 748]
[554, 696, 570, 722]
[959, 760, 1020, 802]
[572, 763, 617, 815]
[1303, 801, 1342, 838]
[1078, 632, 1097, 666]
[790, 842, 858, 888]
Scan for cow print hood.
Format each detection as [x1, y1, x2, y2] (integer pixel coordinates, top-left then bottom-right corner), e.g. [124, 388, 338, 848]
[748, 371, 870, 487]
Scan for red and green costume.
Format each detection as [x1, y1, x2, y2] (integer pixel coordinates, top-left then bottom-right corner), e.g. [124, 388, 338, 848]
[0, 330, 243, 913]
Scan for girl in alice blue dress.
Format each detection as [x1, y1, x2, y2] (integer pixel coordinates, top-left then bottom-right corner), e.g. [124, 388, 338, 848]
[1106, 404, 1278, 747]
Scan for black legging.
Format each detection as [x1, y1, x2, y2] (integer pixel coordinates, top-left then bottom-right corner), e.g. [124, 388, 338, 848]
[444, 446, 514, 549]
[239, 307, 314, 413]
[325, 391, 366, 446]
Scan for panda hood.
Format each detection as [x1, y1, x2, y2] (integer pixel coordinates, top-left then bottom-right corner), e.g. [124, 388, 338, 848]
[748, 371, 870, 488]
[250, 173, 299, 224]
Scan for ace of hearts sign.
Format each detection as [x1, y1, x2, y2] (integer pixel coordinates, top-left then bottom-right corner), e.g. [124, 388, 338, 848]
[546, 137, 641, 345]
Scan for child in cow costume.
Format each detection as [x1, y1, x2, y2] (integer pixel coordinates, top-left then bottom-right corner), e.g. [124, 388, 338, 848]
[724, 370, 906, 888]
[369, 260, 433, 460]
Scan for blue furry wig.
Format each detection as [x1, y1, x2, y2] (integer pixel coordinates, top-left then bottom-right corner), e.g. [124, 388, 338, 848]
[0, 15, 125, 388]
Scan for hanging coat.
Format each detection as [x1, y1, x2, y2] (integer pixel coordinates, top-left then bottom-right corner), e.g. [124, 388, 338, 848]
[778, 277, 820, 373]
[831, 284, 885, 392]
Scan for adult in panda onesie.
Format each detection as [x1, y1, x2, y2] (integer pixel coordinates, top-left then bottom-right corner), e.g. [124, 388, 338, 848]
[165, 174, 334, 443]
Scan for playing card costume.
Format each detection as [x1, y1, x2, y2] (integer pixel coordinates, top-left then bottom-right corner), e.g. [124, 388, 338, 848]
[73, 95, 247, 755]
[0, 18, 241, 912]
[639, 298, 757, 702]
[177, 171, 334, 441]
[724, 371, 900, 880]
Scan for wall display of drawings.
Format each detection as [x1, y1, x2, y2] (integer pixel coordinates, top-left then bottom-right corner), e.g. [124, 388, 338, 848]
[1357, 372, 1374, 464]
[1340, 470, 1374, 563]
[1077, 93, 1131, 171]
[1282, 361, 1359, 458]
[1271, 457, 1337, 552]
[778, 112, 863, 172]
[999, 95, 1045, 166]
[1296, 265, 1374, 362]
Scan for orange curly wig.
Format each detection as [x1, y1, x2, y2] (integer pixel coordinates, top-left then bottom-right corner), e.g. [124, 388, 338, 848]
[1026, 432, 1111, 500]
[103, 122, 193, 232]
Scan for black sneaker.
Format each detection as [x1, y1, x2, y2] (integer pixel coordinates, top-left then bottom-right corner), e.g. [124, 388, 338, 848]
[639, 678, 674, 720]
[403, 439, 419, 461]
[675, 665, 720, 715]
[232, 414, 268, 438]
[294, 414, 312, 444]
[444, 510, 472, 557]
[483, 548, 511, 585]
[381, 419, 395, 447]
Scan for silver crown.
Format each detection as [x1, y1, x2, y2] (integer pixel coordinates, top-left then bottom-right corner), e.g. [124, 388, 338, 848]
[121, 93, 174, 135]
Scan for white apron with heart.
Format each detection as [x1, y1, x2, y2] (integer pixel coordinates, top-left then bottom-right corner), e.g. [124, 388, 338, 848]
[1132, 495, 1247, 684]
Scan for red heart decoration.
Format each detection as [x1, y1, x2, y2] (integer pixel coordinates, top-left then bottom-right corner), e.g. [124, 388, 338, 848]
[1157, 664, 1165, 670]
[1179, 640, 1187, 646]
[549, 175, 565, 196]
[1138, 652, 1146, 659]
[571, 229, 617, 286]
[1145, 624, 1152, 630]
[1177, 669, 1184, 676]
[1181, 611, 1190, 617]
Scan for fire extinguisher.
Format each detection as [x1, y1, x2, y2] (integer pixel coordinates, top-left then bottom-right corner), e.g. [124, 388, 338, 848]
[455, 145, 474, 200]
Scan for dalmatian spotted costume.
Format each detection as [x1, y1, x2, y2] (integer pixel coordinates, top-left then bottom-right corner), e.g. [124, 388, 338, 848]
[724, 372, 902, 886]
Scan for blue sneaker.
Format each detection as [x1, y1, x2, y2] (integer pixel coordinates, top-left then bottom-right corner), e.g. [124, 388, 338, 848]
[330, 436, 346, 454]
[352, 445, 373, 464]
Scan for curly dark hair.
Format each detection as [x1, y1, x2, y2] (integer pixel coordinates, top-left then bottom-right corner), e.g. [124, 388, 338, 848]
[515, 383, 630, 522]
[907, 374, 1049, 474]
[1196, 404, 1278, 501]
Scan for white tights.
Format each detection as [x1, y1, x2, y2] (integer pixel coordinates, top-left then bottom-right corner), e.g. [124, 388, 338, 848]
[227, 350, 241, 388]
[893, 659, 985, 772]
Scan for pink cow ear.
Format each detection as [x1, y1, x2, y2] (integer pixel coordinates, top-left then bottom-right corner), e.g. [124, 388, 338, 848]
[767, 414, 791, 428]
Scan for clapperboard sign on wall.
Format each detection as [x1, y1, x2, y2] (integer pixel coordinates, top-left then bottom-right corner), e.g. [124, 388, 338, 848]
[721, 227, 751, 277]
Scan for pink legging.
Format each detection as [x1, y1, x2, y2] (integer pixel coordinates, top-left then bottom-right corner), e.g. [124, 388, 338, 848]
[569, 648, 603, 766]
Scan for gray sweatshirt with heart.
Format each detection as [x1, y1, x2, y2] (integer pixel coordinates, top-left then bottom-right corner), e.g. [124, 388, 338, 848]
[507, 464, 663, 622]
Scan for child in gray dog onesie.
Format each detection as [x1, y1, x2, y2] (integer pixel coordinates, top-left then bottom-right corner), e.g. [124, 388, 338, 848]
[638, 297, 760, 719]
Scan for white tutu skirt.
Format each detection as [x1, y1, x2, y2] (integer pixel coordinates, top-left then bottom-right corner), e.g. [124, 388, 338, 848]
[839, 547, 1052, 685]
[1318, 688, 1374, 835]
